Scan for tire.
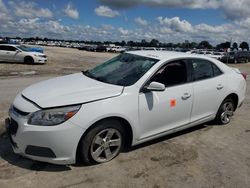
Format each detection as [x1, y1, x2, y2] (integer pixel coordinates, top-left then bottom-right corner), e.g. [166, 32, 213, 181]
[79, 119, 125, 165]
[215, 98, 235, 125]
[24, 56, 34, 64]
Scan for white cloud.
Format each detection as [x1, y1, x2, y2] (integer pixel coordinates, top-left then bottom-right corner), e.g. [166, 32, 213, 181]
[221, 0, 250, 20]
[102, 24, 115, 30]
[0, 0, 10, 23]
[95, 6, 120, 18]
[9, 1, 53, 18]
[134, 17, 148, 26]
[235, 18, 250, 29]
[64, 3, 79, 19]
[157, 16, 193, 32]
[1, 0, 250, 45]
[99, 0, 250, 21]
[0, 0, 7, 13]
[118, 27, 130, 35]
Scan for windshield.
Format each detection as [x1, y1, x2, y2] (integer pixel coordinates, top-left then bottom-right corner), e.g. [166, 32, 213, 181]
[17, 45, 30, 52]
[84, 53, 159, 86]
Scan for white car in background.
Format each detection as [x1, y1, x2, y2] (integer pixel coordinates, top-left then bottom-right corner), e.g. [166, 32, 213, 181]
[6, 51, 246, 165]
[110, 46, 126, 53]
[209, 52, 225, 60]
[0, 44, 47, 64]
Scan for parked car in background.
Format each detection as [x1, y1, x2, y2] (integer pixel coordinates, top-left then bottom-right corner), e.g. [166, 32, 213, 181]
[0, 44, 47, 64]
[209, 52, 225, 60]
[78, 45, 97, 52]
[221, 51, 250, 63]
[109, 46, 126, 53]
[95, 45, 107, 52]
[221, 52, 235, 63]
[6, 51, 246, 165]
[235, 51, 250, 63]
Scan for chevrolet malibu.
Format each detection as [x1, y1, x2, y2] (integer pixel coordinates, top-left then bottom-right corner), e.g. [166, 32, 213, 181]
[0, 44, 47, 64]
[6, 51, 247, 165]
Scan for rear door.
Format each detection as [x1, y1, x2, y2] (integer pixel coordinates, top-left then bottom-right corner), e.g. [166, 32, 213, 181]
[190, 59, 226, 122]
[138, 59, 193, 140]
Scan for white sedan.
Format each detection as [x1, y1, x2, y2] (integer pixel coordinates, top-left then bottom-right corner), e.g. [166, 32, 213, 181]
[6, 51, 246, 165]
[0, 44, 47, 64]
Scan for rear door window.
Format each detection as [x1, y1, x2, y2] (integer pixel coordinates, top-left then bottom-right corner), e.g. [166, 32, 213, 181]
[191, 59, 222, 81]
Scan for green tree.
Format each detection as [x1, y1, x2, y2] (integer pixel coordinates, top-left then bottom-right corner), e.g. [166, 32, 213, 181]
[150, 39, 159, 47]
[240, 42, 249, 50]
[121, 40, 126, 46]
[190, 42, 198, 49]
[198, 41, 213, 49]
[216, 41, 231, 50]
[232, 42, 238, 49]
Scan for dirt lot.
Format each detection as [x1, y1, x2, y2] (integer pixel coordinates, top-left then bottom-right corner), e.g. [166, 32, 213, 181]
[0, 46, 115, 77]
[0, 47, 250, 188]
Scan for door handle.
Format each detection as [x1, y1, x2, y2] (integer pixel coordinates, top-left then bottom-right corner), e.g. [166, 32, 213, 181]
[216, 84, 224, 90]
[6, 52, 10, 54]
[182, 93, 191, 100]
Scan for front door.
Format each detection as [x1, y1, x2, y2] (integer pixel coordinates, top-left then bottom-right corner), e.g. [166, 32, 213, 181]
[138, 60, 193, 140]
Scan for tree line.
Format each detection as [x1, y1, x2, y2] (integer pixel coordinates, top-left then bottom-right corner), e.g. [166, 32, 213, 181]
[1, 36, 249, 50]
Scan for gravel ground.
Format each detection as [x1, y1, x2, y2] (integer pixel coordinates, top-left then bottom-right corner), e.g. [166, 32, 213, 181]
[0, 46, 249, 188]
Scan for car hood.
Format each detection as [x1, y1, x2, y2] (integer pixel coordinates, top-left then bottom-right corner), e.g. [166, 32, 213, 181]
[22, 73, 124, 108]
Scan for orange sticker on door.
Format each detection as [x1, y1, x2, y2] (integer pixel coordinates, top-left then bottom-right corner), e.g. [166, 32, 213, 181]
[170, 99, 176, 107]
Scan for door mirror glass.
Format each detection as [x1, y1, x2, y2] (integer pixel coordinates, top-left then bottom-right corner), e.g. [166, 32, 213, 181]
[144, 81, 165, 92]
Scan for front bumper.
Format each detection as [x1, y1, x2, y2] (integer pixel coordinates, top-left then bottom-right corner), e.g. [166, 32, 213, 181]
[33, 56, 47, 64]
[6, 110, 85, 165]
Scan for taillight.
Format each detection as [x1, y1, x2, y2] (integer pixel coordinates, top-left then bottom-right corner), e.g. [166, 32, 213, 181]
[241, 73, 247, 80]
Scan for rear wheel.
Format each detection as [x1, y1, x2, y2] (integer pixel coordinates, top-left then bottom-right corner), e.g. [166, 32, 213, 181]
[79, 119, 125, 165]
[215, 98, 235, 125]
[24, 56, 34, 64]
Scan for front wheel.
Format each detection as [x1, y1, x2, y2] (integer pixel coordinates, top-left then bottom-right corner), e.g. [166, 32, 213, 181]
[215, 98, 235, 125]
[79, 119, 125, 165]
[24, 56, 34, 64]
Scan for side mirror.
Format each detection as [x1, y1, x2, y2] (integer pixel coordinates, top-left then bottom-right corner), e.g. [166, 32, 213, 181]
[16, 50, 21, 53]
[143, 81, 165, 92]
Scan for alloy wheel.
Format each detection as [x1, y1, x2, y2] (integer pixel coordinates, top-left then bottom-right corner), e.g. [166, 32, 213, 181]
[90, 128, 122, 163]
[220, 102, 234, 124]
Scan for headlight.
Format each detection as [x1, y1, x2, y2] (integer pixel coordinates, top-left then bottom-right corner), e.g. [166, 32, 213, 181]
[34, 54, 45, 58]
[28, 105, 81, 126]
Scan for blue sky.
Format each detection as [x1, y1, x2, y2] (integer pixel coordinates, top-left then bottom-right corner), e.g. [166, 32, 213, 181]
[0, 0, 250, 44]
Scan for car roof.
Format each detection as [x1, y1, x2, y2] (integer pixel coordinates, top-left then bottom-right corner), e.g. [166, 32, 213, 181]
[126, 50, 215, 62]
